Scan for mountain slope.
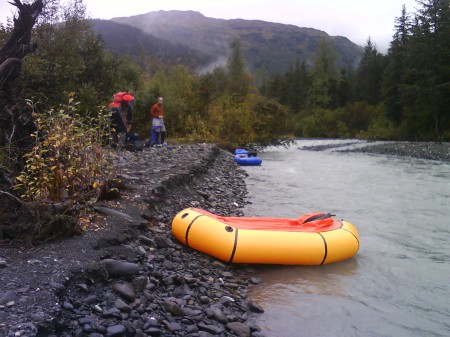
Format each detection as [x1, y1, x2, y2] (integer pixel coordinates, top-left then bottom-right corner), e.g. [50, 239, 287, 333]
[91, 19, 211, 69]
[111, 10, 363, 74]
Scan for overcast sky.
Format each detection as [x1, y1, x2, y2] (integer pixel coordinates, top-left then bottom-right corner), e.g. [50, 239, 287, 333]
[1, 0, 419, 52]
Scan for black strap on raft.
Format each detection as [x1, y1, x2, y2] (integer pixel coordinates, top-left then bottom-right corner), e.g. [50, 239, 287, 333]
[318, 232, 328, 265]
[185, 214, 204, 247]
[304, 213, 334, 223]
[228, 228, 239, 264]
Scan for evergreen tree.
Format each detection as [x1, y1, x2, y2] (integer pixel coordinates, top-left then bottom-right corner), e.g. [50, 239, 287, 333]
[307, 38, 341, 108]
[261, 59, 310, 112]
[285, 59, 310, 112]
[382, 5, 411, 125]
[226, 39, 251, 99]
[399, 0, 450, 138]
[337, 66, 356, 107]
[415, 0, 450, 137]
[356, 37, 385, 105]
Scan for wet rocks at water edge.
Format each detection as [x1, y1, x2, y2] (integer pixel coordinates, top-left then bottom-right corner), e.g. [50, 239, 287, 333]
[300, 140, 450, 162]
[349, 141, 450, 162]
[0, 143, 267, 337]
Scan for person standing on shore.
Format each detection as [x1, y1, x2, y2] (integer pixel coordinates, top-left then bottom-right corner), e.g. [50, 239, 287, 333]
[123, 91, 135, 130]
[109, 91, 133, 150]
[108, 91, 136, 150]
[149, 96, 166, 146]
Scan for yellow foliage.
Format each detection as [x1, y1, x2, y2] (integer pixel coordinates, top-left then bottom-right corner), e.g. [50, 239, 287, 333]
[13, 94, 113, 204]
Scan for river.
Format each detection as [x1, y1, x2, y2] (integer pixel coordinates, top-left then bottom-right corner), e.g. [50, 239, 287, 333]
[242, 139, 450, 337]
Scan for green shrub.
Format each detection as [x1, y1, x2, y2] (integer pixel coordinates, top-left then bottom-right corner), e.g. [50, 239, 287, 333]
[14, 94, 112, 204]
[206, 94, 292, 150]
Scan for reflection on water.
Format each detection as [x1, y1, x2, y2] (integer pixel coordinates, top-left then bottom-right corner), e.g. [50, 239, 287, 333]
[244, 140, 450, 337]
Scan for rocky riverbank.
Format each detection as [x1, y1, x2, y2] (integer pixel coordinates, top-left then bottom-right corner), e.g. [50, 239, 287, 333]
[299, 140, 450, 162]
[0, 144, 265, 337]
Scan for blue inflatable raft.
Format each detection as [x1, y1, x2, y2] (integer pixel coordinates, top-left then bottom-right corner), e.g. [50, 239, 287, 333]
[234, 149, 262, 166]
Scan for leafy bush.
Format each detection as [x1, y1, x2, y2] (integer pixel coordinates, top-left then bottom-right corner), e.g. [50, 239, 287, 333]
[14, 94, 112, 205]
[298, 108, 338, 138]
[207, 94, 292, 150]
[295, 102, 379, 138]
[359, 107, 397, 140]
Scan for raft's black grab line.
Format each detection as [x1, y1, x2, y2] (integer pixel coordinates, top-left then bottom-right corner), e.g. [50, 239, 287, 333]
[229, 228, 239, 264]
[342, 227, 360, 248]
[318, 233, 328, 265]
[185, 214, 204, 247]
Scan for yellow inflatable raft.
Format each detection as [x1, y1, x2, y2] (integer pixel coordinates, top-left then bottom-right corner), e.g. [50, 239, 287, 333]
[171, 208, 359, 265]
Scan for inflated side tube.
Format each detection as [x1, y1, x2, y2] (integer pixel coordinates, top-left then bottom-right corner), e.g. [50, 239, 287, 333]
[171, 208, 359, 265]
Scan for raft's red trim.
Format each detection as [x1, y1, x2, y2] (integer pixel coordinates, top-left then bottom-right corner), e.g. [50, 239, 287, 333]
[191, 208, 342, 233]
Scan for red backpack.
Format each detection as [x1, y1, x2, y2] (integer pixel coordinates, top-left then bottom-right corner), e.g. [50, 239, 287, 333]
[113, 91, 128, 103]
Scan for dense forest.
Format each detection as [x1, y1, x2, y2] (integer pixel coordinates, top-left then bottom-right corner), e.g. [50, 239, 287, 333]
[0, 0, 448, 241]
[262, 1, 449, 140]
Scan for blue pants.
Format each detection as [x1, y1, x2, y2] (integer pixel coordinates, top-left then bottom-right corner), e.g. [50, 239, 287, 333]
[151, 126, 166, 145]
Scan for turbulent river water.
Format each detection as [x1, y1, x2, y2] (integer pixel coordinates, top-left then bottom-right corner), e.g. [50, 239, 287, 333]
[242, 139, 450, 337]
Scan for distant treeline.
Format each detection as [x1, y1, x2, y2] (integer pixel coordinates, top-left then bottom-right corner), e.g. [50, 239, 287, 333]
[261, 1, 450, 140]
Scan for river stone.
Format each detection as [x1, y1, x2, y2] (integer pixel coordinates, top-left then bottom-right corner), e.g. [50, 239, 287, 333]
[161, 300, 185, 316]
[102, 307, 121, 318]
[164, 320, 183, 331]
[247, 300, 265, 313]
[112, 282, 136, 303]
[154, 235, 170, 248]
[102, 259, 140, 277]
[208, 305, 228, 324]
[197, 332, 217, 337]
[162, 260, 175, 270]
[250, 277, 262, 285]
[83, 294, 97, 304]
[106, 324, 126, 336]
[77, 283, 89, 292]
[50, 281, 65, 291]
[227, 321, 251, 337]
[0, 291, 15, 305]
[138, 235, 153, 245]
[198, 323, 224, 334]
[82, 323, 93, 333]
[131, 276, 148, 292]
[144, 327, 164, 335]
[62, 301, 73, 310]
[115, 298, 132, 312]
[143, 316, 159, 329]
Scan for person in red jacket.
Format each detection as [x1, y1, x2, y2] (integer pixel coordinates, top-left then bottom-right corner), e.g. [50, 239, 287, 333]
[109, 91, 135, 149]
[149, 96, 166, 146]
[122, 92, 135, 128]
